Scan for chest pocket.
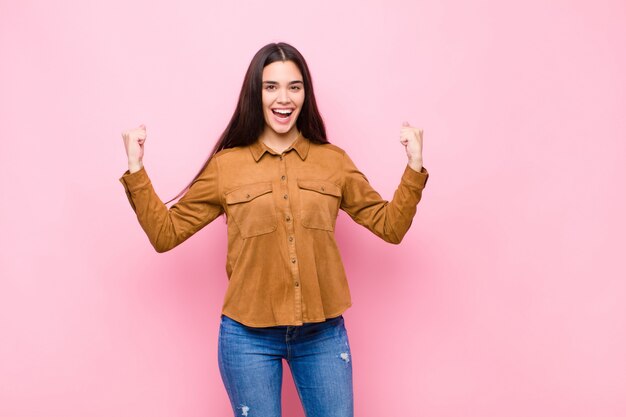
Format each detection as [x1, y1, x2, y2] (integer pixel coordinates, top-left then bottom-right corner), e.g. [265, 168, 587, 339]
[225, 182, 277, 238]
[297, 180, 342, 231]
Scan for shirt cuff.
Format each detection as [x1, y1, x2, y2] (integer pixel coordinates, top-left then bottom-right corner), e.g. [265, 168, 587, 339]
[401, 165, 429, 189]
[119, 166, 151, 192]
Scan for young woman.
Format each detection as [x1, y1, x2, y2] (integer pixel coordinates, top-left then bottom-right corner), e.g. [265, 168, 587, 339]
[120, 42, 428, 417]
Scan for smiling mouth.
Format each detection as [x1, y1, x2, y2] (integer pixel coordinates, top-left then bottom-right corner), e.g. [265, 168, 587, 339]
[272, 109, 294, 119]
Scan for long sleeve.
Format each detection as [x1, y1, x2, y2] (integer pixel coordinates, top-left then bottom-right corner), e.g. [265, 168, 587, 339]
[340, 151, 429, 244]
[119, 156, 224, 252]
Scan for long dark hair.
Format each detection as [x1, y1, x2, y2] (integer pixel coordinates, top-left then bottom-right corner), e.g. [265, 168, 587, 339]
[166, 42, 328, 204]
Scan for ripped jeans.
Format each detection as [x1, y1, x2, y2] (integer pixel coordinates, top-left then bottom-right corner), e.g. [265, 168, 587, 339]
[218, 314, 354, 417]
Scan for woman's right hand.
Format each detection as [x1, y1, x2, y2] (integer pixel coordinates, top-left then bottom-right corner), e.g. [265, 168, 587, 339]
[122, 124, 147, 173]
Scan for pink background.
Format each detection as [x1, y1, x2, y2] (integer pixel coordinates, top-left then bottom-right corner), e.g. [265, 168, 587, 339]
[1, 0, 625, 416]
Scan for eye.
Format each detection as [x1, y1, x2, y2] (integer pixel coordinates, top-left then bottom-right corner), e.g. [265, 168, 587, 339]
[264, 84, 277, 91]
[290, 85, 302, 91]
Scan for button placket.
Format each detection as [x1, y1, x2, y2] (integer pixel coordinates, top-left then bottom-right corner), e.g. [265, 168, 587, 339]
[277, 153, 302, 321]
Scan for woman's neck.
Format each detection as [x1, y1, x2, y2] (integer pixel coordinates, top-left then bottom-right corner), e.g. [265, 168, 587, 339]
[260, 128, 301, 154]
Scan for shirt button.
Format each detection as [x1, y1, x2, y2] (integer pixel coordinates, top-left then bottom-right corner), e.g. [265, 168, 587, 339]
[283, 194, 288, 200]
[295, 282, 300, 287]
[291, 258, 296, 264]
[279, 156, 283, 161]
[321, 186, 325, 192]
[288, 236, 294, 242]
[286, 216, 291, 222]
[281, 175, 286, 181]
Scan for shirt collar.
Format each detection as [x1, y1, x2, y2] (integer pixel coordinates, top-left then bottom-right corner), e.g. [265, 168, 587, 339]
[250, 134, 310, 162]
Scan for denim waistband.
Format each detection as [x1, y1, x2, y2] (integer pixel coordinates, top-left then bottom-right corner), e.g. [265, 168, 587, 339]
[220, 314, 344, 339]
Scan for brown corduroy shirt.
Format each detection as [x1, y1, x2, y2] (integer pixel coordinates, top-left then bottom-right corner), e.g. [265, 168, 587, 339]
[120, 136, 429, 327]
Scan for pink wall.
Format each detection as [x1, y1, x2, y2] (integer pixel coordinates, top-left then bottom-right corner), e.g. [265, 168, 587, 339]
[1, 0, 625, 416]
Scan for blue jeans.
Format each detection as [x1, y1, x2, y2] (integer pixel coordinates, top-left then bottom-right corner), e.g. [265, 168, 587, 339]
[218, 314, 354, 417]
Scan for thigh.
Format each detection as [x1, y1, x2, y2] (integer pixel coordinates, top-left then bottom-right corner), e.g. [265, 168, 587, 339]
[218, 315, 285, 417]
[288, 316, 354, 417]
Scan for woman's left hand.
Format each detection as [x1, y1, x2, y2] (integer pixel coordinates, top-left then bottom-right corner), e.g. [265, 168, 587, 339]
[400, 121, 424, 172]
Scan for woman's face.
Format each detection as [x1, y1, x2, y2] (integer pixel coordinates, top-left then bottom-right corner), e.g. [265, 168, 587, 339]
[261, 60, 305, 137]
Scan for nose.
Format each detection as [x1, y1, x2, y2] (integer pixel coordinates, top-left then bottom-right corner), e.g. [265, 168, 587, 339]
[277, 87, 290, 103]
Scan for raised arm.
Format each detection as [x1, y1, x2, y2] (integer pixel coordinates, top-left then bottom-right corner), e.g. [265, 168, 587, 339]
[340, 122, 428, 244]
[120, 125, 223, 252]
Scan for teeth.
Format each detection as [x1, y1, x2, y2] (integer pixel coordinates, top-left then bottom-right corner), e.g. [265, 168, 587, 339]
[274, 109, 292, 115]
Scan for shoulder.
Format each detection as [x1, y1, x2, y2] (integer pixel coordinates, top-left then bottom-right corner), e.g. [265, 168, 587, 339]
[212, 146, 251, 164]
[213, 146, 244, 159]
[308, 141, 347, 158]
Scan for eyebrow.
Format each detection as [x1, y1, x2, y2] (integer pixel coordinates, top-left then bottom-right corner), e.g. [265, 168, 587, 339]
[262, 80, 304, 85]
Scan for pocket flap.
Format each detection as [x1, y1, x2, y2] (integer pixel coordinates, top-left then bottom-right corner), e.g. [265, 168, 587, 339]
[225, 183, 273, 204]
[297, 180, 341, 197]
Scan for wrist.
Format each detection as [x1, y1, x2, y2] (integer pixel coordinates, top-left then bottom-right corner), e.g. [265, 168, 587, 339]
[128, 160, 143, 173]
[408, 158, 423, 172]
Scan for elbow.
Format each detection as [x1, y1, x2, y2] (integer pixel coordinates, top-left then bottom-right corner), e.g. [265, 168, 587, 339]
[153, 245, 170, 254]
[384, 235, 403, 245]
[380, 229, 404, 245]
[150, 229, 181, 253]
[382, 219, 414, 244]
[151, 238, 176, 253]
[380, 224, 405, 245]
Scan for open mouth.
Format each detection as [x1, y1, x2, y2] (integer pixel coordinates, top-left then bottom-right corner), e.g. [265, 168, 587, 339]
[272, 108, 294, 119]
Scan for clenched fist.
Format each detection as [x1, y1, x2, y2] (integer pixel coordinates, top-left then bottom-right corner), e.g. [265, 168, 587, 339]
[121, 124, 147, 173]
[400, 121, 424, 172]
